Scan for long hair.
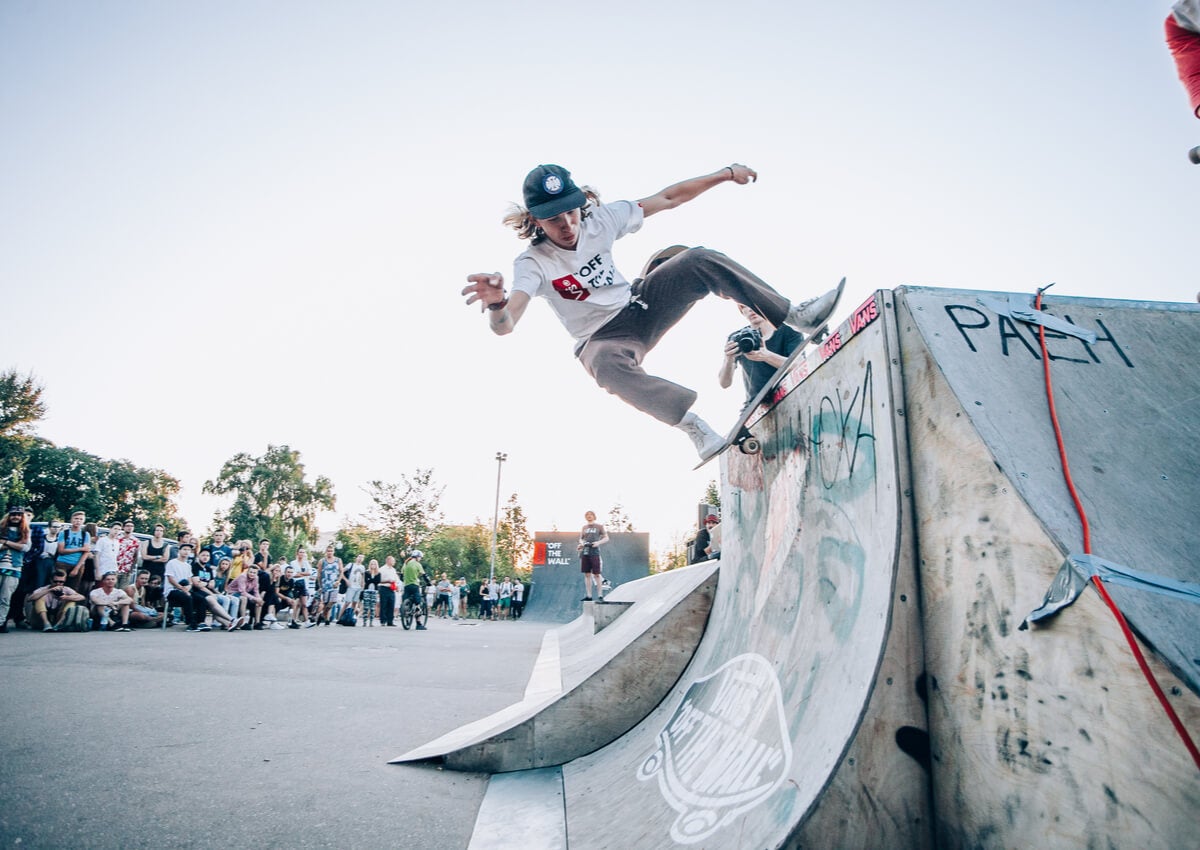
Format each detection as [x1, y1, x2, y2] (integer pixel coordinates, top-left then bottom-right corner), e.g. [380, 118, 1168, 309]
[503, 186, 601, 245]
[4, 512, 29, 544]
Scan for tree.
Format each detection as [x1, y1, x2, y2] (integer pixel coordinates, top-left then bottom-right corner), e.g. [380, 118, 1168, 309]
[203, 445, 335, 554]
[423, 523, 491, 581]
[362, 468, 444, 555]
[497, 494, 532, 577]
[0, 369, 46, 508]
[607, 503, 635, 532]
[704, 480, 720, 510]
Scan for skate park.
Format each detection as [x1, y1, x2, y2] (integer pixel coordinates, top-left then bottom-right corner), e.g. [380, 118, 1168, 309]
[412, 286, 1200, 849]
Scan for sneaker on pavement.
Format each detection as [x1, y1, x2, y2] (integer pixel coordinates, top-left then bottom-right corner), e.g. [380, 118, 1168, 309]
[288, 622, 300, 629]
[197, 623, 212, 631]
[785, 277, 845, 335]
[675, 411, 724, 461]
[304, 621, 317, 629]
[262, 614, 277, 622]
[270, 622, 287, 630]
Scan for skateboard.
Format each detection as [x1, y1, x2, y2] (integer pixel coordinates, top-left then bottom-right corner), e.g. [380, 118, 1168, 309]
[694, 277, 846, 470]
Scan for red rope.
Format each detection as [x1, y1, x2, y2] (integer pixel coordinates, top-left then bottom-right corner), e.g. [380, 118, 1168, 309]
[1034, 288, 1200, 771]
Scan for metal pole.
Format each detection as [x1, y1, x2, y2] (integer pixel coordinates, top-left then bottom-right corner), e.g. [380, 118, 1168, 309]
[489, 452, 507, 584]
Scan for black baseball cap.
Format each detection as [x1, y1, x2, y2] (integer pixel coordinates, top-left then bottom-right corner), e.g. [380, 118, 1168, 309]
[523, 164, 586, 220]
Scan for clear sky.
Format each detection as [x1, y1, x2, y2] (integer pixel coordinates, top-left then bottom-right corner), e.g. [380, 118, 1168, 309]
[2, 1, 1196, 557]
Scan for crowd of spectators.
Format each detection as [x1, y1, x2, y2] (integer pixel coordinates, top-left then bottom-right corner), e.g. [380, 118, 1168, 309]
[0, 506, 527, 633]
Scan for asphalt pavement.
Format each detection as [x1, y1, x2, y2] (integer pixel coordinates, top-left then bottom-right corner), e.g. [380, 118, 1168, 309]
[0, 614, 548, 850]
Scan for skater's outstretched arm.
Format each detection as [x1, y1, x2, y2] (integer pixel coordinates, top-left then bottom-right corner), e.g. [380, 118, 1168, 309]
[462, 274, 530, 336]
[637, 163, 758, 218]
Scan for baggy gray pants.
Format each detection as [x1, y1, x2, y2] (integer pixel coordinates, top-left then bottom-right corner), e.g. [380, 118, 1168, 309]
[577, 247, 791, 426]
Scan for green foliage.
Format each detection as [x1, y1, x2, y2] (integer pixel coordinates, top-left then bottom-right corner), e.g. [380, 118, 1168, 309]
[704, 480, 720, 510]
[203, 444, 335, 556]
[497, 494, 532, 577]
[607, 503, 635, 532]
[362, 468, 445, 555]
[15, 440, 180, 527]
[423, 523, 491, 581]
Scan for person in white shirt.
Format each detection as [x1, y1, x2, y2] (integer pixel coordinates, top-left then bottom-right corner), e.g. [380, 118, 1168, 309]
[462, 163, 844, 461]
[89, 571, 132, 631]
[92, 524, 122, 583]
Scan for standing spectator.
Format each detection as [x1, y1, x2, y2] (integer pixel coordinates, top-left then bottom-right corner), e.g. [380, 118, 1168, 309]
[125, 570, 163, 628]
[378, 556, 400, 627]
[498, 576, 513, 620]
[89, 571, 133, 631]
[361, 560, 382, 626]
[139, 524, 171, 589]
[315, 545, 344, 626]
[455, 578, 469, 619]
[163, 543, 204, 632]
[344, 554, 366, 618]
[28, 570, 86, 631]
[92, 523, 122, 586]
[512, 577, 525, 619]
[489, 577, 501, 621]
[10, 510, 47, 629]
[435, 573, 452, 619]
[252, 539, 272, 571]
[228, 539, 253, 584]
[0, 507, 32, 632]
[478, 581, 493, 621]
[203, 530, 234, 577]
[116, 519, 140, 590]
[289, 548, 316, 627]
[577, 511, 609, 602]
[56, 511, 92, 595]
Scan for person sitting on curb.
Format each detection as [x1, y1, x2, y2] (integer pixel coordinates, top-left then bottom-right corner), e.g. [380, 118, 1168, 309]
[226, 563, 264, 629]
[27, 569, 87, 631]
[89, 571, 133, 631]
[126, 570, 163, 628]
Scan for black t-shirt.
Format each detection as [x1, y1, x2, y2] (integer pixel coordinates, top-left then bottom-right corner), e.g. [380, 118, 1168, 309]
[739, 324, 804, 405]
[364, 572, 381, 590]
[692, 528, 712, 564]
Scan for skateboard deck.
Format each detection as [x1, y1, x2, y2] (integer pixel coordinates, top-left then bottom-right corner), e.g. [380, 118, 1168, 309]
[694, 277, 846, 470]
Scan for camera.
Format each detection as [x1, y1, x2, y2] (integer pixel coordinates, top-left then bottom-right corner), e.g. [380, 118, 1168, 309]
[728, 326, 763, 353]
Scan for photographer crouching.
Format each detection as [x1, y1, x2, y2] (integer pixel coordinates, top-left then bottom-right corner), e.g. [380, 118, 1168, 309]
[718, 304, 805, 411]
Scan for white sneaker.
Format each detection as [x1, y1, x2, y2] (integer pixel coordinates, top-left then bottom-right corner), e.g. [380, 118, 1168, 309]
[269, 622, 287, 630]
[785, 277, 845, 334]
[675, 411, 724, 461]
[263, 614, 277, 623]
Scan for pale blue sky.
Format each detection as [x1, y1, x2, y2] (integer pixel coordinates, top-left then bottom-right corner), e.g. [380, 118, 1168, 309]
[2, 1, 1195, 554]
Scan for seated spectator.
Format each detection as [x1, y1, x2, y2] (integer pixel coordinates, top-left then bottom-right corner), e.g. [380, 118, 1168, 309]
[277, 565, 304, 629]
[257, 563, 289, 628]
[190, 551, 240, 630]
[125, 569, 163, 628]
[27, 570, 87, 631]
[89, 571, 133, 631]
[164, 544, 205, 632]
[226, 564, 264, 629]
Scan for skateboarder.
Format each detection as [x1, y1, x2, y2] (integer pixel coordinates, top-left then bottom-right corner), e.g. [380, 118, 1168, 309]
[462, 163, 843, 460]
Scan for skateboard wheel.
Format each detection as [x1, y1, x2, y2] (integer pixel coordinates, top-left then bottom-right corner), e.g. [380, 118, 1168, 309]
[740, 437, 761, 455]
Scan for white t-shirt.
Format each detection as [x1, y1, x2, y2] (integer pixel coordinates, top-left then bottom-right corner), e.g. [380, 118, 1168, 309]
[510, 200, 644, 342]
[164, 557, 193, 592]
[93, 535, 120, 579]
[90, 586, 131, 608]
[349, 563, 365, 589]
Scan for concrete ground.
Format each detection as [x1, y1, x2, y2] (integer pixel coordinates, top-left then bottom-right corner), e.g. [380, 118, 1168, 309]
[0, 614, 547, 850]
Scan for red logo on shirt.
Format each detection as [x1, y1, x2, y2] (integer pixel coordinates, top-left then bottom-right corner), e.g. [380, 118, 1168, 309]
[552, 274, 590, 301]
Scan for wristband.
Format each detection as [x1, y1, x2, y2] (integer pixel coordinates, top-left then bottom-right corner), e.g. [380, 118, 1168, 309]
[487, 297, 509, 312]
[726, 165, 735, 179]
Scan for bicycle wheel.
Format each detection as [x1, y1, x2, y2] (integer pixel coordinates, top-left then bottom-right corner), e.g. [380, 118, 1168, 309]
[400, 599, 413, 630]
[416, 601, 429, 629]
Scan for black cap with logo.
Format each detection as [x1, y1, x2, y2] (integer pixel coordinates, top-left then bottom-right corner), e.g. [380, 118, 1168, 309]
[523, 164, 586, 220]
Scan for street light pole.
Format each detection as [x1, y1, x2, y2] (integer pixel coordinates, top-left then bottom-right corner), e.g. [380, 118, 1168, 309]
[489, 452, 507, 585]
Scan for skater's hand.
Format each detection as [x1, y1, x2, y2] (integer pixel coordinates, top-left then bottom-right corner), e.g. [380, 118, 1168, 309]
[463, 273, 506, 311]
[726, 163, 757, 185]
